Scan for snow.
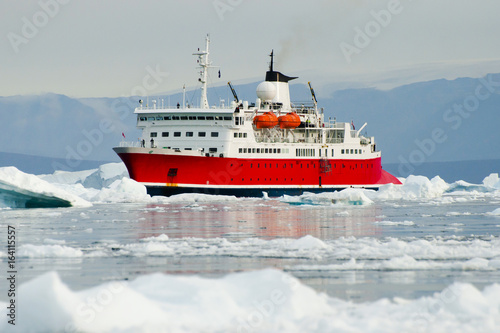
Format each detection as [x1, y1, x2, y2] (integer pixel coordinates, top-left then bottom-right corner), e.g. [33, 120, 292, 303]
[1, 269, 499, 333]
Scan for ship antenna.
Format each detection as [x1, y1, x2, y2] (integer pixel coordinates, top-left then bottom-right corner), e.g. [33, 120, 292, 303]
[269, 50, 274, 72]
[193, 34, 212, 109]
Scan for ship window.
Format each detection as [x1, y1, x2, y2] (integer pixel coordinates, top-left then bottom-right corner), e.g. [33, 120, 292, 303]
[350, 149, 354, 154]
[150, 132, 157, 137]
[185, 148, 192, 150]
[148, 117, 155, 121]
[244, 148, 247, 153]
[234, 133, 238, 138]
[164, 116, 171, 120]
[174, 132, 181, 137]
[277, 149, 281, 153]
[238, 133, 243, 138]
[189, 116, 196, 120]
[244, 133, 247, 138]
[156, 116, 163, 120]
[273, 149, 277, 154]
[341, 149, 345, 154]
[209, 148, 217, 153]
[252, 148, 256, 153]
[186, 132, 193, 137]
[211, 132, 219, 137]
[180, 116, 188, 120]
[172, 116, 180, 120]
[239, 148, 242, 153]
[224, 116, 232, 120]
[265, 148, 269, 153]
[162, 132, 169, 137]
[215, 116, 222, 120]
[332, 149, 334, 156]
[198, 132, 206, 137]
[257, 148, 260, 153]
[139, 117, 147, 121]
[206, 116, 215, 120]
[197, 116, 206, 120]
[250, 164, 253, 168]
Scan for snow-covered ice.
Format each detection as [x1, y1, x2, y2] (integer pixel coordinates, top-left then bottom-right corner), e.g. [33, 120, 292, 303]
[1, 270, 499, 333]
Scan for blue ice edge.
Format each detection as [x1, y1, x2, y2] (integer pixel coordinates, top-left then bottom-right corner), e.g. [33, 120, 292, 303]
[0, 181, 71, 208]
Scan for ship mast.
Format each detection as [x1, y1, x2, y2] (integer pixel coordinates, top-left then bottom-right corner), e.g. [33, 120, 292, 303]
[193, 34, 213, 109]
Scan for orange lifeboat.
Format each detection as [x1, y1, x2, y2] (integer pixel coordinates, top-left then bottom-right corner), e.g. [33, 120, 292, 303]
[253, 112, 278, 129]
[278, 112, 301, 129]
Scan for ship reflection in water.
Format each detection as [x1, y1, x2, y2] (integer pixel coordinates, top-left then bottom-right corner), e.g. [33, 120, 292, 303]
[137, 199, 383, 240]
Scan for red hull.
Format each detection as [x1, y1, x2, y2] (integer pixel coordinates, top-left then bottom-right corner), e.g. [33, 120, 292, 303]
[116, 151, 401, 188]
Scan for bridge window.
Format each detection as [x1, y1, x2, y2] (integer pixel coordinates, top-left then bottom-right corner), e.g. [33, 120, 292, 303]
[206, 116, 215, 120]
[211, 132, 219, 137]
[150, 132, 157, 137]
[209, 148, 217, 153]
[189, 116, 196, 120]
[174, 132, 181, 137]
[180, 116, 188, 120]
[197, 116, 205, 120]
[198, 132, 206, 137]
[186, 132, 193, 137]
[162, 132, 169, 137]
[224, 116, 232, 121]
[172, 116, 180, 120]
[163, 116, 171, 120]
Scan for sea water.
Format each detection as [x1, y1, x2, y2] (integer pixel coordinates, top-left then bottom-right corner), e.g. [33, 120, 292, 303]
[1, 165, 500, 332]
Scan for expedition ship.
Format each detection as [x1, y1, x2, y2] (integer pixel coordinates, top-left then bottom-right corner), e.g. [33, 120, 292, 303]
[113, 36, 401, 197]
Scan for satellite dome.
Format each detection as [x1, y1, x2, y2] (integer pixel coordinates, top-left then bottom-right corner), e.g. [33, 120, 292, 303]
[256, 81, 276, 101]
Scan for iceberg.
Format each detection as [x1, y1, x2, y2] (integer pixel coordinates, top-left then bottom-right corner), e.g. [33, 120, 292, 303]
[0, 167, 91, 208]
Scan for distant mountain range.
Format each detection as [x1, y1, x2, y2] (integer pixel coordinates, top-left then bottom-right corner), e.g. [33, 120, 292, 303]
[1, 73, 499, 181]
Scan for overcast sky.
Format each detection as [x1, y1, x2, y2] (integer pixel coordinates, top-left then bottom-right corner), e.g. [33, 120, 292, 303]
[2, 0, 500, 98]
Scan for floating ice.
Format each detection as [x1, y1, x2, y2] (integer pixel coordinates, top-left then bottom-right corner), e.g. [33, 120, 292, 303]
[483, 173, 500, 189]
[487, 208, 500, 216]
[14, 235, 500, 265]
[280, 188, 373, 206]
[18, 244, 83, 258]
[1, 270, 499, 333]
[0, 166, 91, 208]
[373, 175, 449, 200]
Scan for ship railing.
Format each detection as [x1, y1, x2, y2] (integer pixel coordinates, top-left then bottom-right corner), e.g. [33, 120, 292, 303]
[119, 141, 143, 148]
[325, 138, 344, 144]
[324, 121, 345, 129]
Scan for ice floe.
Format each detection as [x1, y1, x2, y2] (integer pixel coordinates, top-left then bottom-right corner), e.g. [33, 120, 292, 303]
[1, 269, 499, 333]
